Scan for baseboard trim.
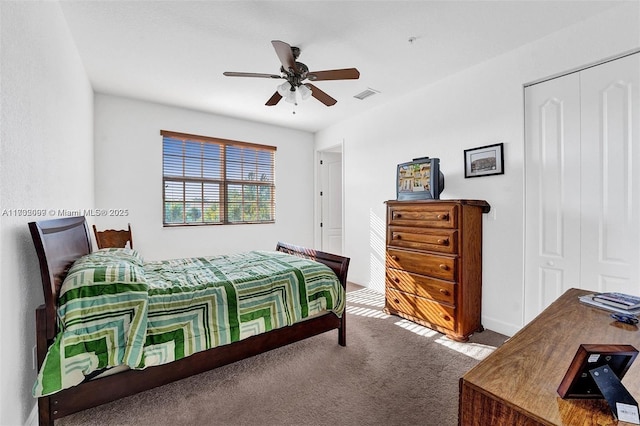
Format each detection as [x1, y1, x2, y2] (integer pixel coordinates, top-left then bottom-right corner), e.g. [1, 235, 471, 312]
[481, 316, 519, 338]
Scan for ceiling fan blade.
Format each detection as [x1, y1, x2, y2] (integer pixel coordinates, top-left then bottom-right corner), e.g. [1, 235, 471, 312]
[305, 83, 337, 106]
[223, 72, 282, 79]
[265, 92, 282, 106]
[271, 40, 298, 73]
[307, 68, 360, 81]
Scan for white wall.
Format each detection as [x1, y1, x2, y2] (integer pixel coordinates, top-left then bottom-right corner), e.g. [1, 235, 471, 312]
[316, 3, 640, 337]
[94, 94, 315, 260]
[0, 2, 94, 424]
[2, 3, 637, 424]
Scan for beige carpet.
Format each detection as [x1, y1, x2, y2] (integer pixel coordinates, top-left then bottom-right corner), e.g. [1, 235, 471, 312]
[56, 285, 507, 426]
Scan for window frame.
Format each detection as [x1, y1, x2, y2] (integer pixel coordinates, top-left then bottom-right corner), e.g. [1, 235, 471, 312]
[161, 130, 276, 227]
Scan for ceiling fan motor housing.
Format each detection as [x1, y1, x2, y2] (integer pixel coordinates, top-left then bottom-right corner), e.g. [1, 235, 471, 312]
[280, 62, 309, 88]
[295, 62, 308, 74]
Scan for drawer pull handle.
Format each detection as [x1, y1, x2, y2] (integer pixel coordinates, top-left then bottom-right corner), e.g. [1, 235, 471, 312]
[394, 234, 402, 240]
[439, 288, 449, 296]
[440, 313, 449, 320]
[391, 255, 399, 261]
[394, 298, 400, 304]
[439, 264, 449, 271]
[394, 213, 402, 219]
[437, 238, 449, 245]
[394, 277, 400, 283]
[437, 214, 449, 221]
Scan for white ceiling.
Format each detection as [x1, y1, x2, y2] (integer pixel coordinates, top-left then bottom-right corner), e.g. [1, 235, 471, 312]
[59, 0, 622, 133]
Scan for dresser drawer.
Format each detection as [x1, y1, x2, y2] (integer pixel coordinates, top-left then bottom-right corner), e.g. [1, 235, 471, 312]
[386, 268, 456, 304]
[387, 248, 456, 281]
[388, 204, 458, 229]
[386, 287, 455, 330]
[388, 226, 458, 254]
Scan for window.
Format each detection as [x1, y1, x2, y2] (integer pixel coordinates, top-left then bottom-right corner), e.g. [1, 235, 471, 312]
[161, 130, 276, 226]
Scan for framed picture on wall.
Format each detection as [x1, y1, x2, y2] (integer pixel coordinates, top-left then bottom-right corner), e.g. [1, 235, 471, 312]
[464, 143, 504, 178]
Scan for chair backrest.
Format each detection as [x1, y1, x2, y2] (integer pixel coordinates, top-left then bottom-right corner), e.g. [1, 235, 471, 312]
[92, 223, 133, 249]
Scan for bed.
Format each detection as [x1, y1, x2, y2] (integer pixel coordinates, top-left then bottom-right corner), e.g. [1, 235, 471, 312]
[29, 216, 350, 426]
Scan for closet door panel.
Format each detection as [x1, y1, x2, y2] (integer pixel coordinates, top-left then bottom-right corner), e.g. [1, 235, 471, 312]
[580, 53, 640, 294]
[524, 73, 582, 322]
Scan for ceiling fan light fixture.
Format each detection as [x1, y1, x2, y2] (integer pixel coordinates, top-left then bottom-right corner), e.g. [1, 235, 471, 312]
[298, 84, 312, 100]
[284, 90, 297, 104]
[277, 82, 292, 96]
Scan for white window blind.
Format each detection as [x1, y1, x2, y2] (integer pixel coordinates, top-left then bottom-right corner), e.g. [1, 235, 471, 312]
[161, 130, 276, 226]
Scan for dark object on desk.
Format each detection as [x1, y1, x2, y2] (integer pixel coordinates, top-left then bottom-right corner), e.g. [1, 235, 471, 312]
[590, 364, 640, 423]
[557, 344, 638, 399]
[611, 313, 639, 325]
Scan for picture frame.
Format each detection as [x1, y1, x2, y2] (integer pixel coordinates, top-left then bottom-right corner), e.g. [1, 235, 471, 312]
[557, 344, 638, 399]
[464, 142, 504, 178]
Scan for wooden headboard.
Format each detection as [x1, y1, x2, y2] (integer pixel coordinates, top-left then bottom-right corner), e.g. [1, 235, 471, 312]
[29, 216, 92, 340]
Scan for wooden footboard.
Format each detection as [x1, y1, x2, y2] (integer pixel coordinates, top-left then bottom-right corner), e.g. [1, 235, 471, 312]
[276, 241, 349, 346]
[30, 217, 349, 426]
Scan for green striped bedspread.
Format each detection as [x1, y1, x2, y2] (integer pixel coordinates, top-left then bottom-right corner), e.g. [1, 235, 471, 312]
[34, 248, 345, 397]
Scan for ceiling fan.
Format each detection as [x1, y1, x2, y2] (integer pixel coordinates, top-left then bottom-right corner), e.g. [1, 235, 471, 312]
[223, 40, 360, 107]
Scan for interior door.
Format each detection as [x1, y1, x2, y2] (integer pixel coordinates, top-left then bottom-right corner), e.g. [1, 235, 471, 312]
[579, 54, 640, 293]
[524, 72, 582, 322]
[320, 151, 343, 255]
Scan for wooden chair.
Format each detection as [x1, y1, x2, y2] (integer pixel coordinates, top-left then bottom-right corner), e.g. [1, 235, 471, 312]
[92, 223, 133, 249]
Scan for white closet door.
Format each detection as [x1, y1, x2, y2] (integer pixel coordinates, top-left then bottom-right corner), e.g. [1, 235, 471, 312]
[524, 52, 640, 322]
[580, 54, 640, 294]
[524, 73, 582, 322]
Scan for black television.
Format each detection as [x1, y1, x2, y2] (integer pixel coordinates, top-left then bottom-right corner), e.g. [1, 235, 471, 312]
[396, 157, 445, 200]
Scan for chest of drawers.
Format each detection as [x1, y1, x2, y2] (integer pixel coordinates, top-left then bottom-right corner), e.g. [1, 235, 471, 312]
[384, 200, 490, 342]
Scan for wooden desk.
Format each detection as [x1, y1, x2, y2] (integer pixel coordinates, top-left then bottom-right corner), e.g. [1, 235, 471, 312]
[459, 288, 640, 425]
